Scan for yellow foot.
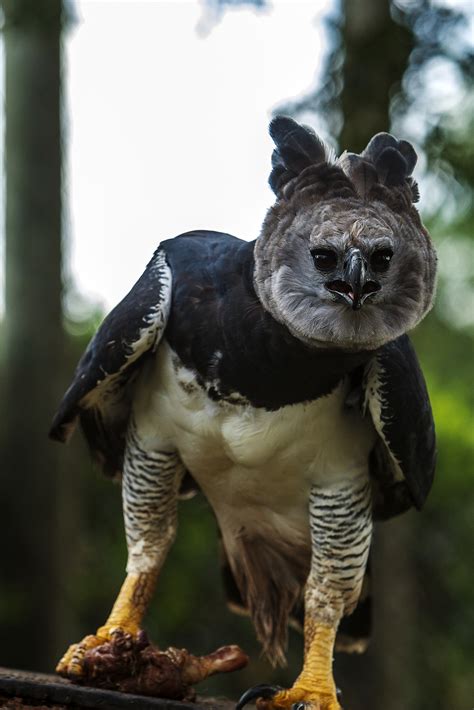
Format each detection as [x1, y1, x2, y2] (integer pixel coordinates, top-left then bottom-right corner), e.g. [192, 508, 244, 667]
[56, 624, 140, 678]
[236, 684, 342, 710]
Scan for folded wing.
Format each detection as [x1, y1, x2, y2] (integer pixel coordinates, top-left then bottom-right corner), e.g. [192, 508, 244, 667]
[50, 248, 172, 478]
[364, 334, 436, 518]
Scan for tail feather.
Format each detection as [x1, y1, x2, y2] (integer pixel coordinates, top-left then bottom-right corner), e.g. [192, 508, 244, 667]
[223, 535, 310, 667]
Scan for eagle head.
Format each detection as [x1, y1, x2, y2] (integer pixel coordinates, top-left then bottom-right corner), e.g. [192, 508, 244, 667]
[254, 117, 437, 351]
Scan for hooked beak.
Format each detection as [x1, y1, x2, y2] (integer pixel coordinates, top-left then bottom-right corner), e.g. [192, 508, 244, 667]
[326, 248, 380, 310]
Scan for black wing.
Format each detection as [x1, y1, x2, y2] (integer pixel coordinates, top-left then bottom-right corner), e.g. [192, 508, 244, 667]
[364, 334, 436, 518]
[50, 247, 172, 477]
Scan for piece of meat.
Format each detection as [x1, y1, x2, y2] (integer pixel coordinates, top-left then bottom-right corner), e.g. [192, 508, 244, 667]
[76, 630, 248, 700]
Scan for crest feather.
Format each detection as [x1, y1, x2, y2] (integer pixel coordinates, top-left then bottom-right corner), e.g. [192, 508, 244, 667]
[338, 131, 419, 202]
[362, 132, 417, 185]
[269, 116, 329, 196]
[338, 152, 378, 199]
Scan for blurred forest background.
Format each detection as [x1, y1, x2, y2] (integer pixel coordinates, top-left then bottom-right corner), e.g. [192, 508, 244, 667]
[0, 1, 472, 710]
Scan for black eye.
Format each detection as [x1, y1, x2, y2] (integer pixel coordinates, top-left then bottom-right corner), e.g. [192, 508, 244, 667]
[311, 249, 338, 272]
[370, 248, 393, 273]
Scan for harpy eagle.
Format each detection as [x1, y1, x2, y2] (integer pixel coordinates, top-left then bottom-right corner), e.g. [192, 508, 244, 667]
[51, 117, 437, 710]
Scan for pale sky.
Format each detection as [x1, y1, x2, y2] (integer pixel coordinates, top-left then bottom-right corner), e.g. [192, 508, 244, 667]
[65, 0, 332, 316]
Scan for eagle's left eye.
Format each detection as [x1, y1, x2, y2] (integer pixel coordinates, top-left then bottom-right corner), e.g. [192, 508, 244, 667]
[371, 248, 393, 273]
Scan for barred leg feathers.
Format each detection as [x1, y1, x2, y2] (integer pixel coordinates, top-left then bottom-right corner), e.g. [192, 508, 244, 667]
[57, 420, 184, 679]
[237, 475, 372, 710]
[123, 422, 184, 574]
[307, 476, 372, 622]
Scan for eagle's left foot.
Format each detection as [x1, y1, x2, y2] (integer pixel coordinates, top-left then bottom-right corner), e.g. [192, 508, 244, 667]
[236, 620, 343, 710]
[236, 684, 342, 710]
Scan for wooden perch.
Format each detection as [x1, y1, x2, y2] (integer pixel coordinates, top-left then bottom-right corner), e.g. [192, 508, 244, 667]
[0, 666, 195, 710]
[0, 663, 239, 710]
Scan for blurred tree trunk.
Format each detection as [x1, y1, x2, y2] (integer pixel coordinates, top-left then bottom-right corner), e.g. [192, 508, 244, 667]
[334, 3, 420, 710]
[0, 0, 65, 671]
[339, 0, 412, 152]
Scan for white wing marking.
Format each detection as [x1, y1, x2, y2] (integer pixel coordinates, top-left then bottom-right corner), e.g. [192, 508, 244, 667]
[364, 355, 404, 482]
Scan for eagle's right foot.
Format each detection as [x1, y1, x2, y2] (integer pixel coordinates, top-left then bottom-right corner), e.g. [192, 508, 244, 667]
[56, 624, 141, 678]
[57, 571, 157, 678]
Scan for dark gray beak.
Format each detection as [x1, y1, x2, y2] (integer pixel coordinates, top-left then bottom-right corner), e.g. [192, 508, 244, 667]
[344, 248, 365, 309]
[326, 248, 380, 310]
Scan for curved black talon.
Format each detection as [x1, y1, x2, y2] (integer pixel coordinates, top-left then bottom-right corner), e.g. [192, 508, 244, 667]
[236, 684, 283, 710]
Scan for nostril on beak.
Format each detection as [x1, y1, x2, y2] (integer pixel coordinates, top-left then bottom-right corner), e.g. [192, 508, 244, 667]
[326, 280, 352, 296]
[362, 281, 381, 296]
[326, 278, 381, 309]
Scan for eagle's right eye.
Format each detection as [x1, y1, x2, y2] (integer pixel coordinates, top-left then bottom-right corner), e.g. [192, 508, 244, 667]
[311, 249, 338, 272]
